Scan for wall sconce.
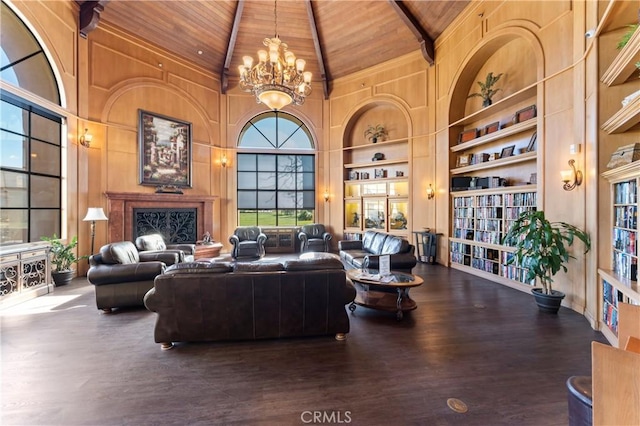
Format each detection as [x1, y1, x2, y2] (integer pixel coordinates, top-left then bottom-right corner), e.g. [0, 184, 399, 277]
[323, 189, 330, 203]
[561, 159, 583, 191]
[83, 207, 108, 257]
[79, 128, 93, 147]
[426, 184, 435, 200]
[221, 155, 228, 168]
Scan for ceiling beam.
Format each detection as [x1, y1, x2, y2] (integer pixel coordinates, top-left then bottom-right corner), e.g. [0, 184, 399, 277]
[388, 0, 434, 66]
[221, 0, 245, 94]
[79, 0, 110, 39]
[305, 0, 330, 99]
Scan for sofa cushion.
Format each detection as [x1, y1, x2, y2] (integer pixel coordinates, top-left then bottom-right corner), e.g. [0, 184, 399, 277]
[135, 234, 167, 251]
[361, 231, 377, 251]
[233, 262, 285, 272]
[340, 250, 368, 265]
[284, 257, 344, 271]
[366, 232, 388, 255]
[165, 262, 233, 274]
[381, 236, 410, 255]
[100, 241, 140, 265]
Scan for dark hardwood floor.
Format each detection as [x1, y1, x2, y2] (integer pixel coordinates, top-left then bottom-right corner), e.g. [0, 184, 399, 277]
[1, 260, 607, 426]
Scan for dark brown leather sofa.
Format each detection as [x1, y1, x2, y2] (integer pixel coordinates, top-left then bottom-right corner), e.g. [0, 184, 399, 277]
[87, 241, 178, 312]
[338, 230, 417, 273]
[143, 257, 356, 350]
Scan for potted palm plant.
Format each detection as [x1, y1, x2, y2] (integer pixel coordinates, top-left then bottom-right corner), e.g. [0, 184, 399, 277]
[468, 72, 503, 107]
[364, 124, 387, 143]
[502, 210, 591, 313]
[41, 234, 87, 286]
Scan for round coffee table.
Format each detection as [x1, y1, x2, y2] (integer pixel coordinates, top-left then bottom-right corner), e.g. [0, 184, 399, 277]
[346, 269, 423, 320]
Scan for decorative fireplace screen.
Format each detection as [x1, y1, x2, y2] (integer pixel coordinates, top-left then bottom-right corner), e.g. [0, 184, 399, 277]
[133, 208, 197, 243]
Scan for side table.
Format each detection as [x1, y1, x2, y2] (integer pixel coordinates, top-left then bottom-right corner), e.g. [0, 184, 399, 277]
[194, 242, 223, 260]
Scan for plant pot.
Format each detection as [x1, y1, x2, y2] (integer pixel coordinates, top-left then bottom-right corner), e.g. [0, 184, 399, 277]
[482, 99, 492, 107]
[371, 137, 377, 143]
[52, 270, 74, 287]
[531, 288, 565, 314]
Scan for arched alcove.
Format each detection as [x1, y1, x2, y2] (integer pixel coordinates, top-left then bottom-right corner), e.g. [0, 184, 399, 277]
[344, 101, 409, 148]
[448, 29, 544, 124]
[446, 28, 544, 294]
[340, 99, 412, 238]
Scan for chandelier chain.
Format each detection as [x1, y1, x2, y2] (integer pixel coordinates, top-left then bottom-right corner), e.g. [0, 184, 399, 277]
[274, 0, 278, 38]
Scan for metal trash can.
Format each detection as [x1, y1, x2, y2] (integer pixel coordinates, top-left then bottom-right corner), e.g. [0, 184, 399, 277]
[566, 376, 593, 426]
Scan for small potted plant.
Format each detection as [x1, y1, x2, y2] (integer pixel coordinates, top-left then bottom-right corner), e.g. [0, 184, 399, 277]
[41, 234, 87, 286]
[502, 210, 591, 313]
[364, 125, 387, 143]
[468, 72, 503, 107]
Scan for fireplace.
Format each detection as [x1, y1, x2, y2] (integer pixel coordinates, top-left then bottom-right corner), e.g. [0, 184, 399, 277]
[105, 192, 217, 244]
[133, 208, 197, 243]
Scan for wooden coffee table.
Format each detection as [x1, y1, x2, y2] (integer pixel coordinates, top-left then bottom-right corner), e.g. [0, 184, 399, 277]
[346, 269, 423, 320]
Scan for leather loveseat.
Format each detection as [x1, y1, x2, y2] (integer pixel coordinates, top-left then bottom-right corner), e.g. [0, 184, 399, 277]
[87, 241, 178, 312]
[135, 233, 196, 263]
[143, 257, 356, 350]
[338, 230, 417, 273]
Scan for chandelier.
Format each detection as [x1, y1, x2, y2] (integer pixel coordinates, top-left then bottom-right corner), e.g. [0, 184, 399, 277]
[238, 0, 312, 110]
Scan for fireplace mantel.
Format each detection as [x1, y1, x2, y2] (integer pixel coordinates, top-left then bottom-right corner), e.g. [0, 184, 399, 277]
[105, 192, 218, 243]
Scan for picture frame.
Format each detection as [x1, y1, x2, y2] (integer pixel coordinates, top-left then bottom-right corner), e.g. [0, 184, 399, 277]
[374, 168, 387, 179]
[483, 121, 500, 135]
[515, 105, 537, 123]
[500, 145, 516, 158]
[456, 154, 473, 167]
[139, 110, 192, 188]
[526, 131, 537, 152]
[458, 128, 479, 144]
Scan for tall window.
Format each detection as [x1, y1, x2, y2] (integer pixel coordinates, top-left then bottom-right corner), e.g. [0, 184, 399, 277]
[237, 112, 315, 226]
[0, 2, 62, 244]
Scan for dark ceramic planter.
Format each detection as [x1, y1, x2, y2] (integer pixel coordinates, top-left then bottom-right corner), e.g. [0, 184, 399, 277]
[531, 288, 565, 314]
[52, 270, 74, 287]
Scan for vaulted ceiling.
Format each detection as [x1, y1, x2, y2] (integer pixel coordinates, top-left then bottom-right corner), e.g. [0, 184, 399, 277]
[79, 0, 470, 97]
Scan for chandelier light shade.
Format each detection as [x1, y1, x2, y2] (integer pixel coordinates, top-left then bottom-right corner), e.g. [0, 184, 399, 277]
[238, 0, 312, 110]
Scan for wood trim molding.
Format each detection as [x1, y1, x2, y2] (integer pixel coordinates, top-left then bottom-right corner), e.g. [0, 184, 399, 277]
[221, 0, 245, 94]
[388, 0, 435, 66]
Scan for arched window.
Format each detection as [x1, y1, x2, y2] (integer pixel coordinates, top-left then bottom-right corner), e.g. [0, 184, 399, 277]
[237, 112, 316, 226]
[1, 2, 62, 244]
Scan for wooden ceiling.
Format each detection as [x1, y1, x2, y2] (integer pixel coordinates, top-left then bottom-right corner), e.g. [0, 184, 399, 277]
[80, 0, 470, 96]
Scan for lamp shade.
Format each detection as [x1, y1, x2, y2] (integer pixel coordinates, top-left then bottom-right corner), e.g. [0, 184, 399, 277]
[83, 207, 108, 222]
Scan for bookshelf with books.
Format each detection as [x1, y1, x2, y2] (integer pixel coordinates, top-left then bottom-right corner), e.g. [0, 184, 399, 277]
[599, 162, 640, 346]
[449, 186, 537, 291]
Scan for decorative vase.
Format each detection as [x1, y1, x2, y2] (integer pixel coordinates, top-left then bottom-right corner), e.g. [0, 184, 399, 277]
[482, 98, 492, 107]
[531, 288, 565, 314]
[371, 137, 377, 143]
[52, 270, 74, 286]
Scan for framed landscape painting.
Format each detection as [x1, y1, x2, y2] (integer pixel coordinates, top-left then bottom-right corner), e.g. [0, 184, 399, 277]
[138, 110, 192, 188]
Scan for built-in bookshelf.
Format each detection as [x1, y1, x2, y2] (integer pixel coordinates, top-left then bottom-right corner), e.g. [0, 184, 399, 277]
[599, 162, 640, 346]
[342, 112, 410, 239]
[450, 186, 537, 289]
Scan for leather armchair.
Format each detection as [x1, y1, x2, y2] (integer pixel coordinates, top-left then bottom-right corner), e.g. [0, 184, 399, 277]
[229, 226, 267, 259]
[298, 223, 332, 252]
[135, 233, 196, 263]
[87, 241, 175, 312]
